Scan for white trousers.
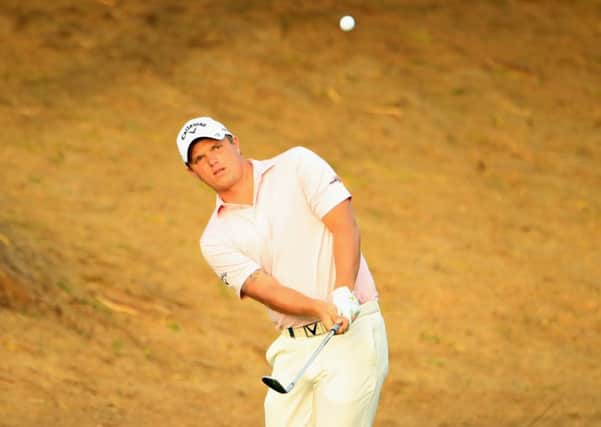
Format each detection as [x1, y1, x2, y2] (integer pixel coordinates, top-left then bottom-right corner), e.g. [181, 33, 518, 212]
[264, 301, 389, 427]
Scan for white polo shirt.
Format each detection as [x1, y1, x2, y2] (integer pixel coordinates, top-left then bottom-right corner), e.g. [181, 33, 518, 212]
[200, 146, 379, 329]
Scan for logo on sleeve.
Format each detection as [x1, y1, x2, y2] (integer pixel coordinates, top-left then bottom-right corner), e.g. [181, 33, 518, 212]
[220, 272, 230, 286]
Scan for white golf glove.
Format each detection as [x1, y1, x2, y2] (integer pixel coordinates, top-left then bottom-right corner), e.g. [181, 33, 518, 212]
[332, 286, 361, 326]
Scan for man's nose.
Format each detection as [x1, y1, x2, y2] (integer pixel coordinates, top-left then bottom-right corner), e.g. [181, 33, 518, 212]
[206, 153, 218, 166]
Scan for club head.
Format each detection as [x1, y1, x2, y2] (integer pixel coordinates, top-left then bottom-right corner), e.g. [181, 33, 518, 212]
[261, 376, 289, 394]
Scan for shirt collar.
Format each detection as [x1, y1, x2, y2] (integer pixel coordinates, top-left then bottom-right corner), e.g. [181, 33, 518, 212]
[215, 158, 276, 214]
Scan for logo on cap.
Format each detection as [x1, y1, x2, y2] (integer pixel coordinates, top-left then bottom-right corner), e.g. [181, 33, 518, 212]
[181, 121, 207, 140]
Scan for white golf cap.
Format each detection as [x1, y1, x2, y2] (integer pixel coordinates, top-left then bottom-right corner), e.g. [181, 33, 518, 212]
[176, 116, 232, 163]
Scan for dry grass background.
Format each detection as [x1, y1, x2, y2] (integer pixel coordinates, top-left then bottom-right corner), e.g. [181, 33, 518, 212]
[1, 1, 600, 426]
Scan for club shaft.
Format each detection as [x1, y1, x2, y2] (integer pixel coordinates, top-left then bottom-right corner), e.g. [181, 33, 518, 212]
[287, 325, 339, 390]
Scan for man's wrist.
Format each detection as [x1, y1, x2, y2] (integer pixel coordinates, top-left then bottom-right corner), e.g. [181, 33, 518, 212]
[310, 299, 329, 319]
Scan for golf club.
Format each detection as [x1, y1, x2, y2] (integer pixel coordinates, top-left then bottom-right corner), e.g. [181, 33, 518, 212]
[262, 323, 341, 394]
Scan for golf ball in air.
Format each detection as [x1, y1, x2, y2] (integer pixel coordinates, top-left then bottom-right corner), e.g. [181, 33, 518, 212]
[339, 15, 355, 32]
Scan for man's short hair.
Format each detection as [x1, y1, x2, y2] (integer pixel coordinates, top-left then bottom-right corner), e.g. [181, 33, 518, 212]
[186, 134, 234, 165]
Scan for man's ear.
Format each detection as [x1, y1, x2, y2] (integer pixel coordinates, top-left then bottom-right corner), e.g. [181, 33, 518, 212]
[232, 135, 241, 153]
[186, 164, 196, 177]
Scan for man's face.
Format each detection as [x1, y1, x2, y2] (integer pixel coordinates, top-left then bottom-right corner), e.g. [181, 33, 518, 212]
[187, 136, 243, 193]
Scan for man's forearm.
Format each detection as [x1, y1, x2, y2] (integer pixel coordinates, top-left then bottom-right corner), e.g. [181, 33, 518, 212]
[242, 269, 350, 333]
[322, 199, 361, 290]
[332, 225, 360, 290]
[242, 269, 325, 318]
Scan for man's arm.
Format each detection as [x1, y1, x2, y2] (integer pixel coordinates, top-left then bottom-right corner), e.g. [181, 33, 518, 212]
[242, 269, 349, 334]
[322, 198, 361, 290]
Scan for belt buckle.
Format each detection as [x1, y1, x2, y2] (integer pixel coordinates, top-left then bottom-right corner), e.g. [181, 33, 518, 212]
[302, 321, 321, 337]
[287, 321, 323, 338]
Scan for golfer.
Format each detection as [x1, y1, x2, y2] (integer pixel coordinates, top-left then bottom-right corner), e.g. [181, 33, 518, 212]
[176, 116, 389, 426]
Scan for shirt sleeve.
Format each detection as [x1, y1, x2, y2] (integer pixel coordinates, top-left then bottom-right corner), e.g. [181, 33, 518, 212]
[200, 233, 261, 298]
[295, 147, 351, 218]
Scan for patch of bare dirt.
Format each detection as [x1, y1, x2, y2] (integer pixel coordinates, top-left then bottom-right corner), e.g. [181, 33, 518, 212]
[1, 1, 600, 426]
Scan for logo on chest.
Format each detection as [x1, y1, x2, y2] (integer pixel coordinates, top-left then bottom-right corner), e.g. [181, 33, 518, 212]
[220, 272, 230, 286]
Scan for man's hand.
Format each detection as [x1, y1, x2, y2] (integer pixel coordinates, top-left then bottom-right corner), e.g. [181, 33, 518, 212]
[314, 300, 349, 334]
[332, 286, 361, 326]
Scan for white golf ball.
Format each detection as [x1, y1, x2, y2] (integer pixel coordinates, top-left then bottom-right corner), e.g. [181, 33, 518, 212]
[339, 15, 355, 32]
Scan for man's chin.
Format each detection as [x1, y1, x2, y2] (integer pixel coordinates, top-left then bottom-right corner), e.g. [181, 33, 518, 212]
[212, 179, 235, 193]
